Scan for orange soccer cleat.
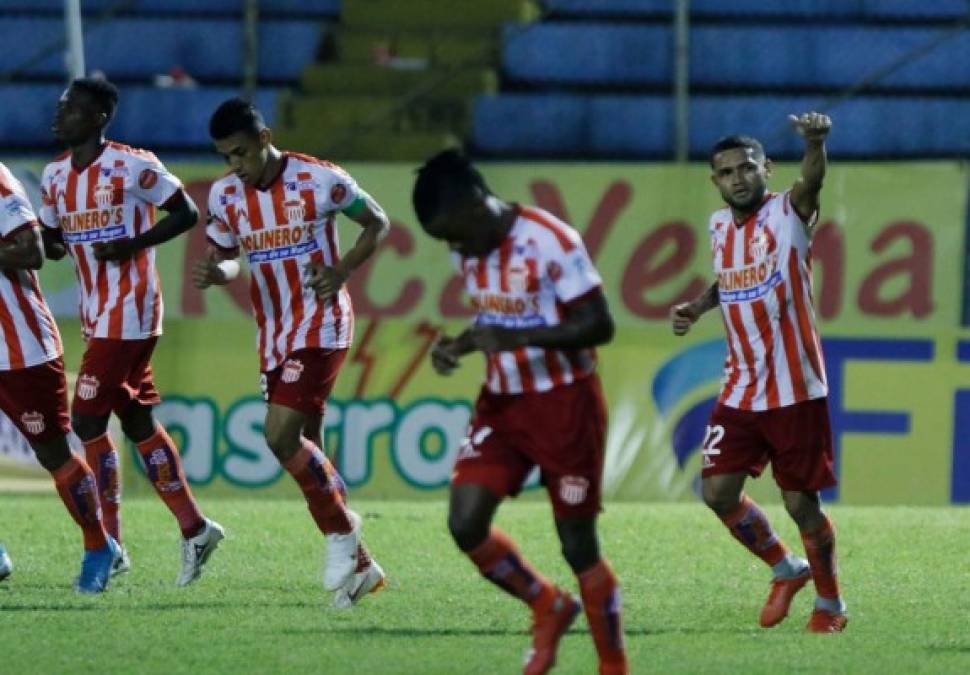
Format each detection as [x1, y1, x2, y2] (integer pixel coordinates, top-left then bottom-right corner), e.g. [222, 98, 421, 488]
[759, 569, 811, 627]
[806, 608, 848, 633]
[523, 590, 581, 675]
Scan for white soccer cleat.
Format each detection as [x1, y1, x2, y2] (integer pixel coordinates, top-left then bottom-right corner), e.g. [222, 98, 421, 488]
[177, 519, 225, 587]
[110, 545, 131, 578]
[332, 559, 386, 609]
[0, 544, 12, 581]
[323, 510, 362, 591]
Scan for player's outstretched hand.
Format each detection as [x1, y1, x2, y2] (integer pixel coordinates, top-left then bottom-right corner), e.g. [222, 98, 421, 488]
[303, 262, 348, 299]
[93, 238, 135, 262]
[431, 335, 461, 375]
[788, 112, 832, 141]
[670, 302, 699, 336]
[192, 258, 226, 289]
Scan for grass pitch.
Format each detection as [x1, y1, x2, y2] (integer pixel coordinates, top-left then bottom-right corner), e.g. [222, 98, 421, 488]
[0, 496, 967, 674]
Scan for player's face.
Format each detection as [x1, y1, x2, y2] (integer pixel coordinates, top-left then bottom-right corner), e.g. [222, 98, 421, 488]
[426, 196, 504, 258]
[213, 129, 271, 186]
[710, 147, 772, 212]
[52, 87, 105, 146]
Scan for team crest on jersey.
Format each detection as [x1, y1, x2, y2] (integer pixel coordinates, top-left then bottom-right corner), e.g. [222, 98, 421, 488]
[749, 231, 770, 260]
[77, 374, 100, 400]
[20, 411, 45, 435]
[94, 183, 116, 208]
[559, 476, 589, 505]
[281, 359, 304, 384]
[507, 265, 531, 293]
[283, 198, 306, 223]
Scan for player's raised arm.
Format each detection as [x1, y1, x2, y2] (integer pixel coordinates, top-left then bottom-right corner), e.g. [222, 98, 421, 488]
[670, 281, 719, 336]
[787, 111, 831, 229]
[93, 188, 199, 262]
[0, 226, 45, 270]
[305, 191, 390, 299]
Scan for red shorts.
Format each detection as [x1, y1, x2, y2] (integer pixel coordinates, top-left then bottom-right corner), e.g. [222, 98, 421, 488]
[0, 357, 71, 443]
[72, 337, 161, 417]
[261, 348, 347, 417]
[701, 397, 837, 491]
[452, 374, 607, 519]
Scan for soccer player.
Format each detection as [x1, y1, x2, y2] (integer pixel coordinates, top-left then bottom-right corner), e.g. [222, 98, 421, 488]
[0, 160, 119, 593]
[413, 150, 628, 675]
[194, 98, 387, 607]
[39, 78, 223, 586]
[670, 113, 847, 632]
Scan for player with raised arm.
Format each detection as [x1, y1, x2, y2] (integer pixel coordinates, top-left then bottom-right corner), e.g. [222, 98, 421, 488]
[39, 78, 223, 586]
[194, 98, 389, 608]
[413, 150, 628, 674]
[671, 113, 848, 632]
[0, 161, 119, 593]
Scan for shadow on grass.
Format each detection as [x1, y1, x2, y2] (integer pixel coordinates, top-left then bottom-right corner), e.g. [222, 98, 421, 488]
[277, 626, 728, 638]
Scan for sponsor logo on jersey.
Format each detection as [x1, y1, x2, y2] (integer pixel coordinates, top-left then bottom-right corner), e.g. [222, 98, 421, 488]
[330, 183, 347, 204]
[138, 168, 158, 190]
[77, 374, 100, 400]
[242, 223, 321, 264]
[58, 207, 126, 244]
[20, 411, 45, 435]
[717, 252, 781, 303]
[559, 475, 590, 505]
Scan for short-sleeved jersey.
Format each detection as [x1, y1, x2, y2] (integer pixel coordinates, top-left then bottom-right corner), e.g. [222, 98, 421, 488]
[0, 162, 63, 370]
[205, 152, 361, 372]
[39, 141, 181, 340]
[709, 190, 827, 411]
[457, 205, 603, 395]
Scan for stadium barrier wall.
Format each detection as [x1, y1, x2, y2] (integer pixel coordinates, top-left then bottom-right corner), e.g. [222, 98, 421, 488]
[3, 160, 968, 505]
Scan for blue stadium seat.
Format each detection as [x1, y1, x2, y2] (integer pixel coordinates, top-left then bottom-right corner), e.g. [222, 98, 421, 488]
[502, 23, 672, 86]
[473, 94, 588, 156]
[543, 0, 969, 20]
[0, 84, 277, 148]
[0, 1, 340, 17]
[589, 96, 672, 156]
[543, 0, 672, 18]
[690, 96, 970, 157]
[691, 26, 970, 90]
[1, 17, 322, 81]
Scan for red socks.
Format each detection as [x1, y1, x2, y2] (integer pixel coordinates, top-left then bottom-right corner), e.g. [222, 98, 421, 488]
[136, 426, 205, 538]
[719, 495, 789, 566]
[578, 559, 628, 673]
[801, 515, 841, 601]
[51, 453, 108, 551]
[83, 432, 122, 543]
[282, 439, 353, 535]
[467, 528, 556, 611]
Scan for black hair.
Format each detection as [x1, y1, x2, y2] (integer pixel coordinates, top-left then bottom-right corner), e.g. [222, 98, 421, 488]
[710, 134, 765, 166]
[209, 97, 266, 140]
[412, 149, 488, 228]
[70, 77, 119, 125]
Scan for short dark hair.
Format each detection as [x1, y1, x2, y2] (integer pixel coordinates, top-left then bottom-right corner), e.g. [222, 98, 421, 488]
[412, 149, 488, 227]
[70, 77, 119, 125]
[710, 135, 765, 166]
[209, 97, 266, 140]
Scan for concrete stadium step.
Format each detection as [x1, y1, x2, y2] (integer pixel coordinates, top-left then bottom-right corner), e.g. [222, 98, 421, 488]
[300, 64, 497, 98]
[280, 94, 474, 135]
[334, 27, 497, 66]
[273, 127, 462, 162]
[341, 0, 539, 30]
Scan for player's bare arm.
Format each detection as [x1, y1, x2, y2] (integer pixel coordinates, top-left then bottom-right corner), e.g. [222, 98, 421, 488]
[92, 189, 200, 262]
[40, 226, 67, 260]
[670, 281, 720, 336]
[305, 192, 390, 300]
[0, 226, 45, 270]
[192, 245, 240, 289]
[787, 112, 831, 230]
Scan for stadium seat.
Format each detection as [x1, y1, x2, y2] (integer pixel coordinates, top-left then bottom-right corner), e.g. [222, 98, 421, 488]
[1, 17, 323, 81]
[0, 0, 340, 17]
[473, 94, 588, 156]
[544, 0, 969, 20]
[0, 84, 277, 149]
[501, 23, 672, 86]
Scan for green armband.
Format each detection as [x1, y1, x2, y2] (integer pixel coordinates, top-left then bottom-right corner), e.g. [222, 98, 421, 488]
[340, 194, 368, 218]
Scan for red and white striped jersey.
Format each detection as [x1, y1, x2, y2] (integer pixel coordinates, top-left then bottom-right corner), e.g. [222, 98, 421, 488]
[457, 205, 603, 395]
[709, 190, 827, 411]
[206, 153, 361, 372]
[0, 162, 63, 370]
[39, 142, 182, 340]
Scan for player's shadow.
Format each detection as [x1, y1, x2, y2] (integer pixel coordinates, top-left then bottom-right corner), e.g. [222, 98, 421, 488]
[279, 626, 656, 638]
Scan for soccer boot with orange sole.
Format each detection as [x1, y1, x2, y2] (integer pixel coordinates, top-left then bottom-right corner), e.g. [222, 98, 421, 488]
[760, 568, 811, 627]
[523, 590, 581, 675]
[806, 608, 848, 633]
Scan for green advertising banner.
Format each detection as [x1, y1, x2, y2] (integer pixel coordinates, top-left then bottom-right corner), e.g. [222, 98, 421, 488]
[3, 160, 968, 505]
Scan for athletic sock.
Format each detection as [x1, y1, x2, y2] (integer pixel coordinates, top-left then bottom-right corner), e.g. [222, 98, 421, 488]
[467, 528, 556, 611]
[83, 432, 121, 543]
[282, 438, 353, 535]
[801, 514, 844, 610]
[577, 559, 628, 672]
[135, 425, 205, 538]
[718, 495, 790, 567]
[51, 453, 109, 551]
